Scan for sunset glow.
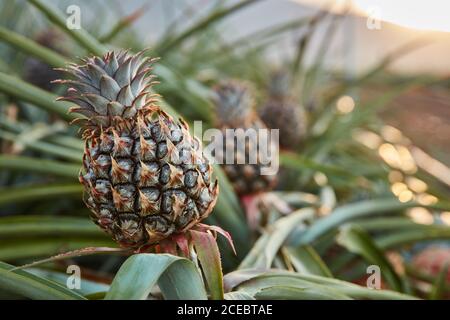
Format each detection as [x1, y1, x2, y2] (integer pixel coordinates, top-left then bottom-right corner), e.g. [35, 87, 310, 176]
[353, 0, 450, 32]
[293, 0, 450, 33]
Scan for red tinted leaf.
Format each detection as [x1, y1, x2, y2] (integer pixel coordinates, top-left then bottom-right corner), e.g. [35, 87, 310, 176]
[190, 229, 224, 300]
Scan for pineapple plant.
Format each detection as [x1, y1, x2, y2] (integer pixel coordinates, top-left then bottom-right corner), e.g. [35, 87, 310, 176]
[213, 80, 277, 196]
[0, 0, 449, 302]
[259, 70, 307, 150]
[56, 50, 219, 248]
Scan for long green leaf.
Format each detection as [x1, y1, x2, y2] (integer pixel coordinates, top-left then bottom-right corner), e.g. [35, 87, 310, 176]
[0, 118, 83, 151]
[29, 0, 107, 56]
[289, 198, 416, 246]
[284, 245, 333, 277]
[0, 238, 115, 261]
[291, 9, 329, 84]
[13, 247, 126, 271]
[239, 208, 315, 269]
[224, 269, 418, 300]
[337, 225, 404, 292]
[29, 268, 110, 297]
[105, 253, 207, 300]
[222, 14, 313, 56]
[280, 151, 354, 177]
[212, 166, 250, 260]
[330, 222, 450, 276]
[157, 0, 261, 54]
[254, 285, 351, 300]
[0, 155, 79, 178]
[0, 261, 85, 300]
[0, 215, 103, 238]
[99, 6, 146, 43]
[377, 228, 450, 249]
[0, 72, 75, 120]
[0, 26, 67, 67]
[0, 130, 81, 162]
[0, 183, 82, 206]
[351, 217, 425, 231]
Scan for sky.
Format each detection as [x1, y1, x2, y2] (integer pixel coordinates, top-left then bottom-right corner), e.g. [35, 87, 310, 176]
[292, 0, 450, 32]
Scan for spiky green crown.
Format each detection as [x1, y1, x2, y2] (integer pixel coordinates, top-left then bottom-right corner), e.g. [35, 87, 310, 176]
[57, 50, 159, 129]
[213, 80, 255, 127]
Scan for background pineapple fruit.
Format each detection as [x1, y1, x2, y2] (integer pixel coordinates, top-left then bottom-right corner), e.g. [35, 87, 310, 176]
[259, 70, 307, 150]
[24, 29, 67, 92]
[213, 80, 277, 195]
[58, 50, 218, 248]
[412, 246, 450, 284]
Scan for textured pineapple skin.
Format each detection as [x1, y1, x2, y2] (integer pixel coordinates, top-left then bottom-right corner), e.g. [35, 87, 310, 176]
[213, 81, 278, 196]
[259, 97, 307, 150]
[219, 118, 277, 195]
[80, 111, 218, 248]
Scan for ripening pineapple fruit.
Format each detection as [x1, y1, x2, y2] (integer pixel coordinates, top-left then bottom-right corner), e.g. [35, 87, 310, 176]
[57, 50, 218, 248]
[213, 80, 277, 195]
[259, 70, 307, 149]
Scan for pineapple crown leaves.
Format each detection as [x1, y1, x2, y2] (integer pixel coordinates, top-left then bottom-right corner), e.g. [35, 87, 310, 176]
[212, 80, 256, 127]
[55, 49, 160, 129]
